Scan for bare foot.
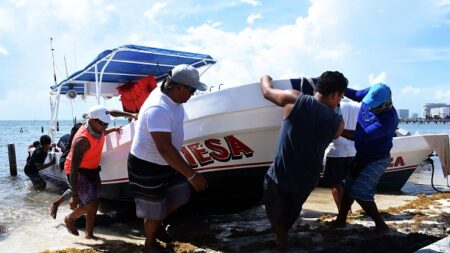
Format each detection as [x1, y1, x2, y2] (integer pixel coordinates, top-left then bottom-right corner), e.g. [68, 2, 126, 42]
[49, 203, 58, 219]
[85, 234, 98, 240]
[64, 216, 79, 236]
[275, 234, 288, 252]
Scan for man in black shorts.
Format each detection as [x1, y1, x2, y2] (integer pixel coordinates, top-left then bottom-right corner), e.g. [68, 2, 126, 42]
[24, 135, 56, 190]
[260, 72, 347, 252]
[323, 100, 360, 212]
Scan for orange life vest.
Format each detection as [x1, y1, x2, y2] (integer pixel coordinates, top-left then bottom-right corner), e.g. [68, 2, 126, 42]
[117, 75, 157, 113]
[64, 123, 105, 174]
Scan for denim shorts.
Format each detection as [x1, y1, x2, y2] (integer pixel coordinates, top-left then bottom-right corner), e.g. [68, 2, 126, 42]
[344, 157, 389, 201]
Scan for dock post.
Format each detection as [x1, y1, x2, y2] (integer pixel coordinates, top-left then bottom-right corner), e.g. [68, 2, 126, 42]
[7, 144, 17, 176]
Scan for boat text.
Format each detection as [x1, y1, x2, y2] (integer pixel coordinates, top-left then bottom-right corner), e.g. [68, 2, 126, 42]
[181, 135, 254, 168]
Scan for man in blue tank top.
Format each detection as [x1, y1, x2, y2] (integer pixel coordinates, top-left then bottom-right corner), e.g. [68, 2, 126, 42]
[332, 83, 399, 234]
[260, 71, 347, 252]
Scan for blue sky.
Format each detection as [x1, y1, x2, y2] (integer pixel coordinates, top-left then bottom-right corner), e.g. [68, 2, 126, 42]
[0, 0, 449, 119]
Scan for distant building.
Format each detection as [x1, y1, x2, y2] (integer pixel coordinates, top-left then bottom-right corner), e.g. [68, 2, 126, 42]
[423, 103, 450, 118]
[397, 109, 409, 119]
[411, 113, 419, 119]
[439, 107, 450, 119]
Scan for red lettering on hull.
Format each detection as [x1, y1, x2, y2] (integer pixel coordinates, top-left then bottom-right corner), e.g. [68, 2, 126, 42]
[182, 135, 254, 168]
[389, 156, 405, 167]
[205, 139, 231, 162]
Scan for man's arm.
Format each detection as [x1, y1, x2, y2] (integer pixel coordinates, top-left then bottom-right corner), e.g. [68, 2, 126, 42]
[341, 129, 355, 140]
[260, 75, 300, 107]
[35, 159, 56, 171]
[109, 109, 138, 121]
[345, 87, 369, 102]
[70, 137, 90, 198]
[151, 132, 207, 192]
[33, 148, 56, 171]
[334, 119, 345, 139]
[105, 126, 123, 135]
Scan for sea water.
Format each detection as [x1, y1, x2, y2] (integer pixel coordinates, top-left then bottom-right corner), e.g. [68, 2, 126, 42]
[0, 120, 127, 252]
[0, 121, 448, 251]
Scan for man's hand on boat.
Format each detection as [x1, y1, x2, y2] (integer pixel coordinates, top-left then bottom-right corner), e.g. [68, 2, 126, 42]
[187, 171, 208, 191]
[105, 126, 123, 135]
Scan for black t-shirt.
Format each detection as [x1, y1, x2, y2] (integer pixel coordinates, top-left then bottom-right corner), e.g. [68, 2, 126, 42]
[24, 146, 48, 175]
[57, 134, 70, 153]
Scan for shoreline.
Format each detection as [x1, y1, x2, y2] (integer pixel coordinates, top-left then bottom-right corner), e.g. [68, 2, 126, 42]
[39, 191, 450, 253]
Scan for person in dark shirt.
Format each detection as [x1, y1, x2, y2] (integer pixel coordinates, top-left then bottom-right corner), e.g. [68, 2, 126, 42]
[332, 83, 399, 234]
[24, 135, 56, 190]
[260, 71, 347, 252]
[26, 141, 40, 164]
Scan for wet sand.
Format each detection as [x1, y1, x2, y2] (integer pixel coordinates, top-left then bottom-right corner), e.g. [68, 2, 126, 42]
[38, 188, 450, 253]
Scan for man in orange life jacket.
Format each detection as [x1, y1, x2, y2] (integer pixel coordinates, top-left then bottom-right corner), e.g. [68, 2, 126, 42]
[63, 105, 135, 239]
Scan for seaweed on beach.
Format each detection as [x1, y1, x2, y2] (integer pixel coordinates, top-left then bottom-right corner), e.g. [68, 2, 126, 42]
[382, 193, 449, 214]
[228, 227, 271, 238]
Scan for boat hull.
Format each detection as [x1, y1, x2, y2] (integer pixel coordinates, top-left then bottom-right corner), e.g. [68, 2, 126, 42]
[41, 80, 441, 205]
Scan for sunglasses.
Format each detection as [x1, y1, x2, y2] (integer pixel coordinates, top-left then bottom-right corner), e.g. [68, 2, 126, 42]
[95, 119, 109, 127]
[183, 85, 196, 95]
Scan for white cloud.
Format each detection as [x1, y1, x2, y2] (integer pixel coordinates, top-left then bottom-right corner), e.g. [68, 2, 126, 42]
[434, 88, 450, 101]
[1, 0, 450, 119]
[368, 72, 387, 84]
[0, 89, 51, 119]
[0, 8, 14, 32]
[0, 46, 8, 55]
[437, 0, 450, 7]
[144, 2, 167, 24]
[246, 12, 262, 25]
[314, 44, 351, 61]
[408, 48, 450, 62]
[240, 0, 261, 6]
[401, 86, 422, 95]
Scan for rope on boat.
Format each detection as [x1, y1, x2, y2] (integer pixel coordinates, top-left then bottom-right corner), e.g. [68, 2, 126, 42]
[426, 155, 450, 193]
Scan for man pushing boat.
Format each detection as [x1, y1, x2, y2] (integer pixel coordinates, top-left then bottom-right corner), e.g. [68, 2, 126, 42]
[260, 71, 347, 252]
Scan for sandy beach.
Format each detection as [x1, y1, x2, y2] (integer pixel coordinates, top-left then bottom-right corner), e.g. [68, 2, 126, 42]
[37, 188, 450, 253]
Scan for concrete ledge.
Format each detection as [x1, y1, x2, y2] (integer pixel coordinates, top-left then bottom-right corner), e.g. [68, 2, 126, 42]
[415, 236, 450, 253]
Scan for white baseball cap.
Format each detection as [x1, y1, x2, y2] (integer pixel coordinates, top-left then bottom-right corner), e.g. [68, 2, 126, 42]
[88, 105, 111, 124]
[171, 64, 207, 91]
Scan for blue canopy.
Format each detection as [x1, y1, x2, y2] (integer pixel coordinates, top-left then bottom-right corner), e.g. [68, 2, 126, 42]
[51, 44, 217, 95]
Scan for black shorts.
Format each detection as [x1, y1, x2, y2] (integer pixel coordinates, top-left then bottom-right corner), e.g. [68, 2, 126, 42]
[263, 176, 309, 228]
[323, 157, 353, 186]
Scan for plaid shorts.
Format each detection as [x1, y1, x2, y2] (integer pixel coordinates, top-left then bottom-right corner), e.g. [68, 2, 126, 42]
[76, 172, 101, 206]
[134, 181, 190, 220]
[344, 157, 389, 201]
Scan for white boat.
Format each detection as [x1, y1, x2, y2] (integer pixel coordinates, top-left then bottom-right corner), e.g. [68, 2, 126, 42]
[41, 45, 450, 206]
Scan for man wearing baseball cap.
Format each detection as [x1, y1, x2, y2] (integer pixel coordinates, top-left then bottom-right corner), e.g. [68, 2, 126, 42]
[63, 105, 136, 238]
[128, 64, 208, 252]
[332, 83, 399, 234]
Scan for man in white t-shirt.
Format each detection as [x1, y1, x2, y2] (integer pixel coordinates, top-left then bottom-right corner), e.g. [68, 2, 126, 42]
[323, 99, 360, 212]
[127, 64, 208, 252]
